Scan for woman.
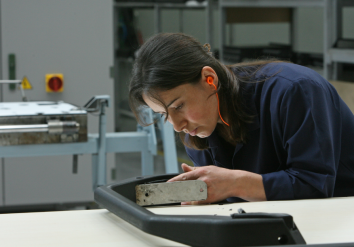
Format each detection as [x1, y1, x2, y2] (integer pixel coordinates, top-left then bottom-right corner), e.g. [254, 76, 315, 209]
[129, 33, 354, 204]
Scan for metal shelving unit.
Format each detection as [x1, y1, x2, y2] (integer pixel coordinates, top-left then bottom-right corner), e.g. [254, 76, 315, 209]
[113, 0, 215, 131]
[326, 0, 354, 80]
[219, 0, 354, 80]
[113, 1, 214, 41]
[112, 1, 217, 175]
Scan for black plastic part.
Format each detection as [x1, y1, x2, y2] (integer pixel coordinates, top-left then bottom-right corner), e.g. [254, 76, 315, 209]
[95, 174, 307, 247]
[268, 244, 354, 247]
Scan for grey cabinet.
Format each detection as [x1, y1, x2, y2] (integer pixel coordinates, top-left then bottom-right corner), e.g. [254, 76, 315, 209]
[0, 0, 115, 209]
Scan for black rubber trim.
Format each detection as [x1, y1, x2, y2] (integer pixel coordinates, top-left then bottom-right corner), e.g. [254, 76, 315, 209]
[94, 174, 311, 246]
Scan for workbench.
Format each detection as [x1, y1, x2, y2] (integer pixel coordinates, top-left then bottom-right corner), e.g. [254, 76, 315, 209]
[1, 197, 354, 246]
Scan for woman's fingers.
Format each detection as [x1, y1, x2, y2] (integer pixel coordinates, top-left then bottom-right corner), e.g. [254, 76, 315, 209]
[181, 163, 195, 172]
[181, 201, 191, 205]
[167, 163, 198, 182]
[167, 170, 200, 182]
[181, 200, 209, 205]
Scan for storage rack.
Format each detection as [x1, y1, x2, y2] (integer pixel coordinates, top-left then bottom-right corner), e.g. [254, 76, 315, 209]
[113, 0, 215, 130]
[219, 0, 354, 80]
[113, 1, 217, 174]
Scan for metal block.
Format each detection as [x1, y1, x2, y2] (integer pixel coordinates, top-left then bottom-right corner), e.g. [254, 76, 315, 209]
[136, 180, 207, 206]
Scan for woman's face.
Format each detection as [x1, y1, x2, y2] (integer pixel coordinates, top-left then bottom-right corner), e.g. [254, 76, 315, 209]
[143, 67, 221, 138]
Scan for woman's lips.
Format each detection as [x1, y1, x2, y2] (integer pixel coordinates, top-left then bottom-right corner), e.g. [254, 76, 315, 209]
[189, 128, 198, 136]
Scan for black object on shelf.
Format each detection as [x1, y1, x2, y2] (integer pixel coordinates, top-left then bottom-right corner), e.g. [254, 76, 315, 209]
[116, 8, 141, 58]
[223, 43, 293, 63]
[293, 52, 323, 67]
[223, 43, 325, 68]
[262, 43, 293, 60]
[154, 0, 186, 2]
[115, 0, 186, 2]
[223, 45, 264, 63]
[95, 174, 306, 247]
[115, 0, 154, 2]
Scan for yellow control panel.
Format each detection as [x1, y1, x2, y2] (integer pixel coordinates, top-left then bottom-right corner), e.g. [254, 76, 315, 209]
[46, 74, 64, 92]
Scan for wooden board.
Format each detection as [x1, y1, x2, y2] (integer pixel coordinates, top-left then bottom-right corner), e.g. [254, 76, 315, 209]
[226, 8, 292, 23]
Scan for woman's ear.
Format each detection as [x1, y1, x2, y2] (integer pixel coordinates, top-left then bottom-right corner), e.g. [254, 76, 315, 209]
[201, 66, 218, 88]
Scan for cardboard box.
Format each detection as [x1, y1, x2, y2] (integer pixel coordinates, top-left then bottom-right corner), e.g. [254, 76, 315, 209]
[226, 8, 292, 23]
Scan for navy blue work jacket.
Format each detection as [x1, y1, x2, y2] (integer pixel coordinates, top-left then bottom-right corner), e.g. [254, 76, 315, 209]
[186, 63, 354, 202]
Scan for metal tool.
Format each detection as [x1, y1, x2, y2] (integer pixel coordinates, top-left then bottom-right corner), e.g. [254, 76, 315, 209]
[0, 120, 79, 134]
[0, 101, 87, 146]
[0, 80, 27, 101]
[136, 180, 207, 206]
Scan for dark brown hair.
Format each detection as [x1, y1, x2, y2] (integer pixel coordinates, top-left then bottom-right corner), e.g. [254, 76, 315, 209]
[129, 33, 281, 150]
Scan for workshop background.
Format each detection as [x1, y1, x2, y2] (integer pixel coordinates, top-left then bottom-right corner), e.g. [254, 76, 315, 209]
[0, 0, 353, 213]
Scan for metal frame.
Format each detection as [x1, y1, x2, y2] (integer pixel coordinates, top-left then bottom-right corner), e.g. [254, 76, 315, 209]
[219, 0, 354, 80]
[219, 0, 326, 63]
[156, 116, 179, 174]
[325, 0, 354, 80]
[113, 0, 215, 129]
[0, 96, 168, 190]
[0, 124, 156, 191]
[113, 1, 212, 177]
[144, 0, 214, 45]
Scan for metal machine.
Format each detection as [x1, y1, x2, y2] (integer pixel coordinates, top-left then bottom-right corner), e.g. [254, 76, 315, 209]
[0, 80, 86, 145]
[0, 101, 86, 146]
[0, 93, 179, 210]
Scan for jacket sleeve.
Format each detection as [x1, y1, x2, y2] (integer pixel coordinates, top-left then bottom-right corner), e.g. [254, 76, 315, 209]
[262, 78, 342, 200]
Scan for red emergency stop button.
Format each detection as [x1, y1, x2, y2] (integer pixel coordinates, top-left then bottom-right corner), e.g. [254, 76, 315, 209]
[46, 74, 64, 92]
[48, 77, 63, 91]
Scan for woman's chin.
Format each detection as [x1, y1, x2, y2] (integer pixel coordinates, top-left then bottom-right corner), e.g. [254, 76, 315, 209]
[197, 132, 210, 138]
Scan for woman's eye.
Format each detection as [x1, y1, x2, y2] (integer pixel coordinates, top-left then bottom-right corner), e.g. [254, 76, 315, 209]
[175, 104, 183, 110]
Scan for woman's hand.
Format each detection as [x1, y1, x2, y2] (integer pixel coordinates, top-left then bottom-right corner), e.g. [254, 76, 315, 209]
[167, 163, 267, 204]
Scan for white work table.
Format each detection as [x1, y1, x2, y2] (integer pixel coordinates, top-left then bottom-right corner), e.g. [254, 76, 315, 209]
[1, 197, 354, 246]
